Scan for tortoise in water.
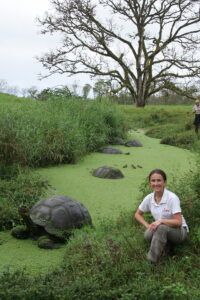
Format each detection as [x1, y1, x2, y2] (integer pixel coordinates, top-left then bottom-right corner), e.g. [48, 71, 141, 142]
[11, 195, 92, 249]
[92, 165, 124, 179]
[99, 147, 123, 154]
[109, 137, 125, 145]
[125, 140, 143, 147]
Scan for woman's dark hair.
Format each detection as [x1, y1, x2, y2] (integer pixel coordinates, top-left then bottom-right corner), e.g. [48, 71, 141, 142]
[148, 169, 167, 181]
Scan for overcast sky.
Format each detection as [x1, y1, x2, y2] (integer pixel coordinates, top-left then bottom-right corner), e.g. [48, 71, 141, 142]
[0, 0, 89, 94]
[1, 0, 200, 95]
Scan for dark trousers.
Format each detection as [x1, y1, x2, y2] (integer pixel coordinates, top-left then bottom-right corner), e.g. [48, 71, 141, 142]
[194, 114, 200, 134]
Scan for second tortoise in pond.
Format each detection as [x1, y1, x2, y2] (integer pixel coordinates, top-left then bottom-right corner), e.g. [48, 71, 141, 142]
[92, 165, 124, 179]
[99, 147, 123, 154]
[11, 195, 92, 249]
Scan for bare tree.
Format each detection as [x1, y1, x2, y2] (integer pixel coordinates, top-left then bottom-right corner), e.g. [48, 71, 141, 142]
[38, 0, 200, 107]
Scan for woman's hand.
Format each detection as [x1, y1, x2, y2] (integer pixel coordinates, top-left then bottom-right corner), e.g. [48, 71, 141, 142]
[148, 213, 182, 231]
[149, 220, 161, 231]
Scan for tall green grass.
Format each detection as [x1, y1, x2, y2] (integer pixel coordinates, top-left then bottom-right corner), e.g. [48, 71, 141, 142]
[0, 98, 127, 167]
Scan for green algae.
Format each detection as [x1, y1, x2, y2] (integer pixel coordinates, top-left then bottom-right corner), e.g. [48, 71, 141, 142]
[38, 130, 195, 224]
[0, 231, 66, 276]
[0, 130, 195, 276]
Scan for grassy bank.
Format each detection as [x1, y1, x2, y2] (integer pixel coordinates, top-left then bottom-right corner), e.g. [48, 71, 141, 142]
[121, 105, 199, 151]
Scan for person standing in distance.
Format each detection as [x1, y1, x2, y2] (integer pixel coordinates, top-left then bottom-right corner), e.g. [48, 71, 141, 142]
[135, 169, 189, 264]
[192, 99, 200, 136]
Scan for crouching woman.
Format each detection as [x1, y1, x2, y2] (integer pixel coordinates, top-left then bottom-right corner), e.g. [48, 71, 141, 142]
[135, 169, 189, 264]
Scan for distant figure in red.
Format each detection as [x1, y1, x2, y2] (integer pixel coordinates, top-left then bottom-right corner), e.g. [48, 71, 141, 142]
[192, 99, 200, 136]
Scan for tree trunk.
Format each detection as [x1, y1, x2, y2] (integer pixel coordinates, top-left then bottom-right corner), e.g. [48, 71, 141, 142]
[135, 99, 146, 107]
[135, 91, 146, 107]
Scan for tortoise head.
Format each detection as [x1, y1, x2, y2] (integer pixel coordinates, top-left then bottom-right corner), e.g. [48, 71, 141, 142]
[18, 205, 39, 236]
[19, 205, 30, 217]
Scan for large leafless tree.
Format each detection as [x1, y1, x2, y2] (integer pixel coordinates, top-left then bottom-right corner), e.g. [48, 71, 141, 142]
[38, 0, 200, 106]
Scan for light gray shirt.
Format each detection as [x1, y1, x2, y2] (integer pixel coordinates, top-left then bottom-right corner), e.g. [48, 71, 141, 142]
[139, 189, 189, 231]
[192, 105, 200, 114]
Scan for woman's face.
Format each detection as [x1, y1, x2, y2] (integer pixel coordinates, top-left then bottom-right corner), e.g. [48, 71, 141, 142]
[149, 173, 166, 193]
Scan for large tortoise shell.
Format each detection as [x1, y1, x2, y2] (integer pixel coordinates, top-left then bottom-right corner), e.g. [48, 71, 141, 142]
[30, 195, 92, 236]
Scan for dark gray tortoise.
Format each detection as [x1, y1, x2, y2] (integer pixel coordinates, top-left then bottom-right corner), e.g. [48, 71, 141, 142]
[99, 147, 123, 154]
[109, 137, 125, 145]
[92, 165, 124, 179]
[11, 195, 92, 249]
[125, 139, 143, 147]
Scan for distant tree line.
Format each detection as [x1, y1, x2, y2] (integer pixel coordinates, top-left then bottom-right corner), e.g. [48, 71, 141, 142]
[0, 78, 199, 105]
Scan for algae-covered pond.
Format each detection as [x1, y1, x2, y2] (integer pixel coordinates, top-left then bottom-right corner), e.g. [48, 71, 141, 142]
[38, 129, 195, 223]
[0, 130, 195, 275]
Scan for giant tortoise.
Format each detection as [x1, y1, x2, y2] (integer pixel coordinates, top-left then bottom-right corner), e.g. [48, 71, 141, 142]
[11, 195, 92, 249]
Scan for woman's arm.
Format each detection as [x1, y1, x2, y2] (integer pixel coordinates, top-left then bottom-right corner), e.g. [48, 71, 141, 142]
[149, 213, 182, 231]
[134, 209, 150, 229]
[160, 213, 182, 227]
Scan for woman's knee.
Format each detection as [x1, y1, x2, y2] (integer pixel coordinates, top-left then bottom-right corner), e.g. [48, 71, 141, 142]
[156, 224, 169, 234]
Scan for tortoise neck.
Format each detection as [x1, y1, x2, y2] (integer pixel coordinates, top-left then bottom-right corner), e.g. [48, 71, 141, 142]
[21, 214, 38, 235]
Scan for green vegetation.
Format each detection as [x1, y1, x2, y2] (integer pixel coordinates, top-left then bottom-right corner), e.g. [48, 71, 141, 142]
[0, 94, 200, 299]
[121, 105, 199, 151]
[0, 164, 49, 230]
[0, 97, 126, 167]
